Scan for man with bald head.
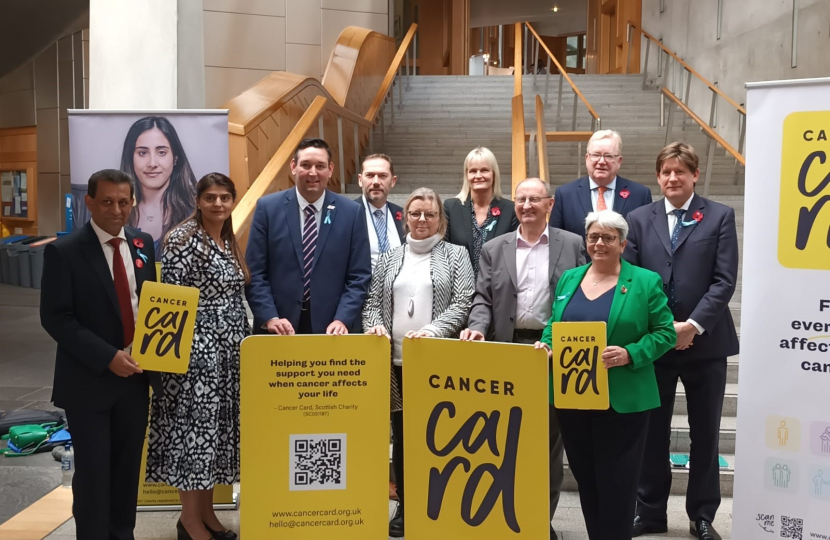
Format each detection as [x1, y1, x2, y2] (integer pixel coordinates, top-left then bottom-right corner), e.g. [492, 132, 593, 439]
[460, 177, 586, 540]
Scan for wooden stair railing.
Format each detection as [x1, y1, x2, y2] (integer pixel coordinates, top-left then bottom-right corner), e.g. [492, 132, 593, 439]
[626, 22, 746, 193]
[512, 23, 527, 194]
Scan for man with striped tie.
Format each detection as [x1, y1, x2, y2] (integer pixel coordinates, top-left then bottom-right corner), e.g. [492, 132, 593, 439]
[355, 154, 406, 271]
[246, 138, 371, 335]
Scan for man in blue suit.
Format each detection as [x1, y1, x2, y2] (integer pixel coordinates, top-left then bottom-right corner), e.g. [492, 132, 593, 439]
[624, 142, 738, 540]
[246, 138, 371, 335]
[550, 130, 652, 239]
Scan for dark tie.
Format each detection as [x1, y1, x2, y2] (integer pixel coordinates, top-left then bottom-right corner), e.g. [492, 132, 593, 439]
[667, 209, 685, 309]
[373, 208, 390, 253]
[107, 238, 135, 347]
[302, 206, 318, 303]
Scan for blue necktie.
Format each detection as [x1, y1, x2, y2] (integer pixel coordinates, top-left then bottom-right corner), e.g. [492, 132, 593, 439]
[667, 209, 685, 309]
[302, 206, 318, 303]
[373, 208, 390, 254]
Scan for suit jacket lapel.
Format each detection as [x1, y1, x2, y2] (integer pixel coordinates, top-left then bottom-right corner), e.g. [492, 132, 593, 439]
[284, 190, 304, 267]
[501, 234, 518, 289]
[313, 191, 335, 271]
[547, 227, 565, 284]
[124, 229, 152, 291]
[649, 201, 673, 255]
[607, 260, 634, 337]
[673, 194, 705, 253]
[494, 198, 512, 236]
[463, 199, 475, 251]
[81, 223, 123, 322]
[577, 178, 593, 217]
[612, 177, 628, 214]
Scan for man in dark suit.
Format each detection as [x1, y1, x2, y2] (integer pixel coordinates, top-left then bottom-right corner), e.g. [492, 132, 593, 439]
[354, 153, 405, 271]
[460, 178, 586, 540]
[550, 130, 652, 240]
[246, 137, 371, 335]
[40, 169, 157, 540]
[624, 142, 738, 540]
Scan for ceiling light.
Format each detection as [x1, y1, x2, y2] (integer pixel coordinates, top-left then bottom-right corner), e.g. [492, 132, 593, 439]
[552, 6, 559, 12]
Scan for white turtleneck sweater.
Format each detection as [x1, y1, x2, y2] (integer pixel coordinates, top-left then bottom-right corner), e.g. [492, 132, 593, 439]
[391, 233, 441, 365]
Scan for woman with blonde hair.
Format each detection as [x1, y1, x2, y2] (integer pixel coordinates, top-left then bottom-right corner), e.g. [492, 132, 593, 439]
[443, 147, 518, 277]
[363, 187, 475, 538]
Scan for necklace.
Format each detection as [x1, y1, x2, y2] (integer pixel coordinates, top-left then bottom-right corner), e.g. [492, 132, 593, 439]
[146, 214, 155, 222]
[588, 264, 620, 286]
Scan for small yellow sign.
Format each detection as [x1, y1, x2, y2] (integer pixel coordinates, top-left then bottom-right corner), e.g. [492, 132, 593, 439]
[551, 322, 609, 410]
[778, 111, 830, 270]
[133, 281, 199, 374]
[403, 338, 550, 539]
[240, 335, 390, 539]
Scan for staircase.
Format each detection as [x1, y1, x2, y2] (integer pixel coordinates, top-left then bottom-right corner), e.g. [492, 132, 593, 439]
[357, 74, 744, 498]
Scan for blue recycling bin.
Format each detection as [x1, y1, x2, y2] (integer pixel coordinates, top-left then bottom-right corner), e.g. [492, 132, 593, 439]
[29, 237, 57, 290]
[0, 236, 29, 285]
[8, 237, 44, 287]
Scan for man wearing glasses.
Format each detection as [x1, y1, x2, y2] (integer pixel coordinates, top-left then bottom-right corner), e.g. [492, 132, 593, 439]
[550, 130, 652, 241]
[460, 177, 586, 540]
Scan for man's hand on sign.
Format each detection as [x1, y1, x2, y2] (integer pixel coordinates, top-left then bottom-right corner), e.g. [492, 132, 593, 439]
[109, 350, 143, 377]
[459, 328, 485, 341]
[266, 318, 295, 335]
[601, 346, 630, 369]
[326, 320, 349, 335]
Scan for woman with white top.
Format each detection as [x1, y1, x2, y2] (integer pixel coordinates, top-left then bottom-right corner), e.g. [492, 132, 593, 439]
[362, 187, 475, 538]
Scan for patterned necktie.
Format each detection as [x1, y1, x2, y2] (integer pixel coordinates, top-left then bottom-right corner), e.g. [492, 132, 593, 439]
[373, 208, 390, 254]
[667, 209, 685, 309]
[302, 206, 318, 303]
[107, 238, 135, 347]
[596, 186, 608, 211]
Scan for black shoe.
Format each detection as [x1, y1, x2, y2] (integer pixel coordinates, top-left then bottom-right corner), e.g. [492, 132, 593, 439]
[176, 519, 212, 540]
[690, 519, 722, 540]
[389, 503, 404, 537]
[632, 515, 668, 537]
[204, 522, 237, 540]
[550, 526, 558, 540]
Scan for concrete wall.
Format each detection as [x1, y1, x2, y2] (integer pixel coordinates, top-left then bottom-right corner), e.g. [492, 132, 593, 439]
[203, 0, 391, 108]
[642, 0, 830, 147]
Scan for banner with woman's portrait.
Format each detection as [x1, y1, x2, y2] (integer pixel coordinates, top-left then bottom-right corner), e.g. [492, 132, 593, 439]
[68, 110, 229, 258]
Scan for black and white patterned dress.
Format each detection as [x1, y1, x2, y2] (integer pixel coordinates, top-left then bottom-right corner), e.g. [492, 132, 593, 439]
[146, 220, 249, 490]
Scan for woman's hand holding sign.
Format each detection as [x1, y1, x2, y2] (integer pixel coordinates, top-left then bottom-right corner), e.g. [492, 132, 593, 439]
[601, 345, 630, 369]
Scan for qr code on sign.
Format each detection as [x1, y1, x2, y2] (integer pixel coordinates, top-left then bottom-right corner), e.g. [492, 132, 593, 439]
[289, 434, 346, 491]
[781, 515, 803, 539]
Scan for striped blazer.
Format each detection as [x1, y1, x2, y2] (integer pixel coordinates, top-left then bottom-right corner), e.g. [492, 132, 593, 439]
[362, 240, 475, 410]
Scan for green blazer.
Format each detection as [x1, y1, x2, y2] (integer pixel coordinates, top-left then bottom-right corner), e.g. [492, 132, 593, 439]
[541, 259, 676, 413]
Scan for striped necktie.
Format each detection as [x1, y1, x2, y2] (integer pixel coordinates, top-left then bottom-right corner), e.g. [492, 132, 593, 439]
[373, 208, 390, 254]
[302, 205, 318, 303]
[667, 208, 685, 309]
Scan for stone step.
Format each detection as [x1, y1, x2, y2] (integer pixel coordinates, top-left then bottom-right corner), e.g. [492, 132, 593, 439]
[672, 415, 737, 455]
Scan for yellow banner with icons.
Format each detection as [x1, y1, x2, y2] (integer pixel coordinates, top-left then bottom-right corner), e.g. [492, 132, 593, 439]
[551, 322, 609, 410]
[132, 281, 199, 374]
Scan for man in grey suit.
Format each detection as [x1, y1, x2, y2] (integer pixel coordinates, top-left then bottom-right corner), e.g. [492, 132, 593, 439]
[460, 177, 586, 540]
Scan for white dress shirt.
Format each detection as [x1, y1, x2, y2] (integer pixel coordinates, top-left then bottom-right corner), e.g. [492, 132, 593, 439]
[664, 194, 704, 335]
[297, 187, 326, 235]
[361, 196, 402, 270]
[589, 176, 617, 211]
[515, 227, 551, 330]
[89, 218, 139, 325]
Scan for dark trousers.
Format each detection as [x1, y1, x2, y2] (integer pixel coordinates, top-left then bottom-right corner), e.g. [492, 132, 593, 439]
[637, 356, 727, 523]
[558, 407, 649, 540]
[391, 365, 404, 507]
[64, 380, 149, 540]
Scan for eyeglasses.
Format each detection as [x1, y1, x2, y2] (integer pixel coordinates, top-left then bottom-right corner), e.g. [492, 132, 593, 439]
[408, 211, 438, 221]
[586, 233, 618, 244]
[515, 196, 550, 205]
[587, 153, 620, 162]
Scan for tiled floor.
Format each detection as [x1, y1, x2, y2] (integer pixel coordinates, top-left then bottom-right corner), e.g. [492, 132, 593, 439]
[0, 284, 733, 539]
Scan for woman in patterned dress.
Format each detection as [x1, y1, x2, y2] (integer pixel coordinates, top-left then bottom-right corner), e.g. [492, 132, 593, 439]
[146, 173, 249, 540]
[362, 188, 475, 538]
[443, 147, 519, 278]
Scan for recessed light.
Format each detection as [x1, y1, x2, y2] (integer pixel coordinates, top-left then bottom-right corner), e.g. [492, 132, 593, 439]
[552, 6, 559, 12]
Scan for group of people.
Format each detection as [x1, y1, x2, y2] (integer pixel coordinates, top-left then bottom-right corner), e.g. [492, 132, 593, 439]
[40, 128, 738, 540]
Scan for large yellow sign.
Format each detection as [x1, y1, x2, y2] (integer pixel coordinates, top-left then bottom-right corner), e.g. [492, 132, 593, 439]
[240, 335, 391, 539]
[133, 281, 199, 373]
[551, 322, 609, 410]
[778, 111, 830, 270]
[403, 338, 549, 539]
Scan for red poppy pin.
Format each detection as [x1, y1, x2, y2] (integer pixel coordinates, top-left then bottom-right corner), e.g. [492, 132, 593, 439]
[692, 211, 704, 222]
[619, 189, 630, 199]
[132, 238, 144, 249]
[135, 259, 144, 269]
[621, 286, 628, 294]
[491, 207, 501, 217]
[395, 211, 403, 221]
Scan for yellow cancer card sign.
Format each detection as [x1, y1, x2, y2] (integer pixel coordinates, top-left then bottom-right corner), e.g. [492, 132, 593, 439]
[132, 281, 199, 374]
[551, 321, 609, 410]
[403, 338, 550, 539]
[240, 335, 390, 539]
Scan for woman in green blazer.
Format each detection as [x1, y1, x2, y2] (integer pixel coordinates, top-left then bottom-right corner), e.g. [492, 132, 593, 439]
[537, 210, 675, 540]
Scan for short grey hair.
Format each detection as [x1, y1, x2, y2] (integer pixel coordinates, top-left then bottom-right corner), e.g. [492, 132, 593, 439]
[584, 210, 629, 240]
[514, 177, 553, 197]
[587, 129, 623, 155]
